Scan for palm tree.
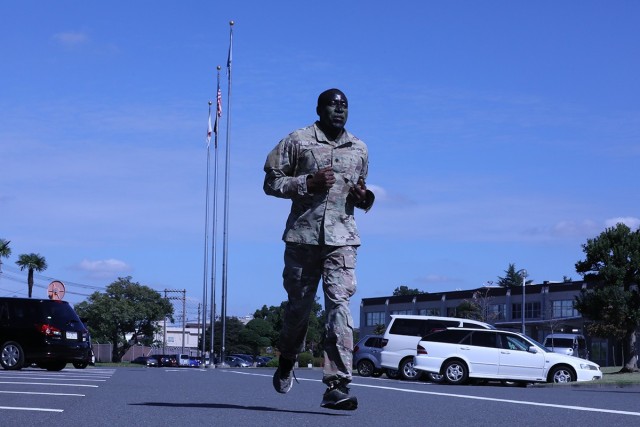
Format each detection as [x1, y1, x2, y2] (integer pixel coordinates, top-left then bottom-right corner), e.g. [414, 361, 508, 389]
[0, 239, 11, 274]
[15, 253, 48, 298]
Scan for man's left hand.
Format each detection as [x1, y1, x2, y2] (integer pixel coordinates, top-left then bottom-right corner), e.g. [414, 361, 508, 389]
[349, 177, 367, 203]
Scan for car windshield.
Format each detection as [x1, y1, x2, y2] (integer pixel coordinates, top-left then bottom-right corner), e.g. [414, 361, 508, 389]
[545, 338, 573, 347]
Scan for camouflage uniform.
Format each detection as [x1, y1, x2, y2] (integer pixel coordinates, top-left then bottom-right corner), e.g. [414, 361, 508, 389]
[264, 122, 374, 387]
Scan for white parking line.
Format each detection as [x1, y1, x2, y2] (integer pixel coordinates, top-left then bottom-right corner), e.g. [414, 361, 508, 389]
[0, 390, 84, 396]
[0, 375, 106, 382]
[227, 370, 640, 417]
[0, 406, 63, 413]
[0, 381, 98, 387]
[353, 382, 640, 417]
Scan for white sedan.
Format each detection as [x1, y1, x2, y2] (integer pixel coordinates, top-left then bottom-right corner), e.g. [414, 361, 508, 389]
[414, 328, 602, 385]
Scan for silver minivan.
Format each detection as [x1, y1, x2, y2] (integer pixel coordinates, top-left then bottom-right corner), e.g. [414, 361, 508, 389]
[380, 315, 494, 381]
[543, 333, 588, 359]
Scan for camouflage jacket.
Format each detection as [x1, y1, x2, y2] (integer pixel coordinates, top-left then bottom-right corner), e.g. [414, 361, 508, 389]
[263, 122, 374, 246]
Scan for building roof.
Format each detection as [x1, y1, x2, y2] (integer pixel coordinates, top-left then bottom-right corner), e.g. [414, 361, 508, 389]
[361, 281, 587, 306]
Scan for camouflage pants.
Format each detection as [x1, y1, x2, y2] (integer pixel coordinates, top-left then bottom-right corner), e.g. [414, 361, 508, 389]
[279, 243, 357, 387]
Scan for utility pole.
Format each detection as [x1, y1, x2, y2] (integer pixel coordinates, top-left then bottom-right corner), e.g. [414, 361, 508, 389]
[164, 289, 187, 354]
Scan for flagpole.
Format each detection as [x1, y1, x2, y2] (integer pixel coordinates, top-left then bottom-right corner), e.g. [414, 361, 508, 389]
[209, 66, 221, 365]
[220, 20, 233, 365]
[201, 101, 213, 361]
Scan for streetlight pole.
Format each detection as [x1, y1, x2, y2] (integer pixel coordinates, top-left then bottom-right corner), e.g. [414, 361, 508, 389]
[520, 269, 527, 334]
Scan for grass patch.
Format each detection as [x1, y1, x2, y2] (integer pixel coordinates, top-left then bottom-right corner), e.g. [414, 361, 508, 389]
[595, 366, 640, 385]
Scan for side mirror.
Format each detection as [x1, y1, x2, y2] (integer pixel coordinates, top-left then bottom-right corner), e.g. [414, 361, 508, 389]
[528, 346, 538, 354]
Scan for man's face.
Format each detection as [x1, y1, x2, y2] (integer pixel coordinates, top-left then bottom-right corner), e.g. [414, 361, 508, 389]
[317, 91, 349, 133]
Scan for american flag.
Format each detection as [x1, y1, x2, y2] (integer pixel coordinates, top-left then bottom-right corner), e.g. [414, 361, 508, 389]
[216, 87, 222, 118]
[214, 85, 222, 140]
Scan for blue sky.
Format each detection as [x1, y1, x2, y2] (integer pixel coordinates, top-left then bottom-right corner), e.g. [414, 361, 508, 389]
[1, 1, 639, 327]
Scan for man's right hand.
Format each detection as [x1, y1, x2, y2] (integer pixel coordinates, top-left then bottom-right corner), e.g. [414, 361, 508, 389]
[307, 167, 335, 193]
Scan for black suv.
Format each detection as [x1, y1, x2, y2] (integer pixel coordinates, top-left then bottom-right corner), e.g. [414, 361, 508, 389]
[0, 297, 93, 371]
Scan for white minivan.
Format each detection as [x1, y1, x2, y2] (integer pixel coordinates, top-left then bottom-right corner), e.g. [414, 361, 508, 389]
[176, 353, 191, 367]
[380, 315, 494, 381]
[543, 333, 588, 359]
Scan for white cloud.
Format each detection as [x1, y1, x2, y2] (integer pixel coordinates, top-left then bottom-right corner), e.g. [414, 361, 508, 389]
[53, 31, 89, 47]
[551, 220, 600, 237]
[604, 217, 640, 230]
[366, 184, 387, 201]
[76, 259, 132, 278]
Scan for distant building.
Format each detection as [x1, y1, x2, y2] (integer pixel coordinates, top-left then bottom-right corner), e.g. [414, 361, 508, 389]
[360, 280, 621, 367]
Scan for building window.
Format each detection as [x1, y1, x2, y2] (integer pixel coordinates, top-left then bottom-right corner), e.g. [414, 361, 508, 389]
[486, 304, 505, 321]
[512, 302, 541, 320]
[391, 309, 412, 315]
[525, 302, 541, 319]
[366, 311, 385, 327]
[512, 304, 521, 321]
[446, 307, 457, 317]
[418, 308, 441, 316]
[552, 300, 579, 318]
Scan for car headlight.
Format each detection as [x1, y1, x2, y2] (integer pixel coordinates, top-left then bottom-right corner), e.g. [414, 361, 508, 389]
[580, 363, 598, 370]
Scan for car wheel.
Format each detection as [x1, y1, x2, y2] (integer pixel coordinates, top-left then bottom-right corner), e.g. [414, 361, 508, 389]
[549, 365, 576, 383]
[386, 368, 400, 379]
[442, 359, 469, 385]
[357, 359, 375, 377]
[73, 361, 89, 369]
[399, 358, 420, 381]
[428, 372, 444, 383]
[0, 341, 25, 370]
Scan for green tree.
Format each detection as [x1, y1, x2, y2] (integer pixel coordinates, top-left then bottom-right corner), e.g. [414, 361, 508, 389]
[392, 285, 426, 296]
[373, 324, 386, 335]
[15, 252, 47, 298]
[456, 300, 482, 320]
[252, 298, 325, 357]
[497, 263, 532, 288]
[254, 303, 285, 339]
[201, 317, 248, 358]
[239, 318, 275, 358]
[0, 239, 11, 273]
[457, 288, 495, 322]
[574, 223, 640, 372]
[74, 276, 174, 362]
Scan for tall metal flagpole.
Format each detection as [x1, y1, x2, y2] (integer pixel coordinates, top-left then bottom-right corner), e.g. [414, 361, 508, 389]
[201, 101, 213, 359]
[220, 20, 233, 365]
[209, 66, 222, 365]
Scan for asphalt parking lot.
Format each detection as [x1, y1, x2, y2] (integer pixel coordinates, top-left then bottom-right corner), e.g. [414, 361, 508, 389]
[2, 366, 640, 426]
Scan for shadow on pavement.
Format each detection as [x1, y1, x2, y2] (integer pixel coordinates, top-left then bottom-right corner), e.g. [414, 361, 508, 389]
[130, 401, 350, 416]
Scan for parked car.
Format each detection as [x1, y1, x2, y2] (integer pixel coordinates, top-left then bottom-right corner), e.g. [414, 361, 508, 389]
[175, 353, 191, 367]
[131, 356, 158, 367]
[188, 357, 201, 367]
[381, 315, 493, 381]
[414, 328, 602, 385]
[543, 333, 589, 359]
[225, 355, 251, 367]
[353, 335, 386, 377]
[74, 325, 95, 369]
[230, 354, 255, 366]
[255, 356, 273, 367]
[0, 297, 93, 371]
[150, 354, 177, 367]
